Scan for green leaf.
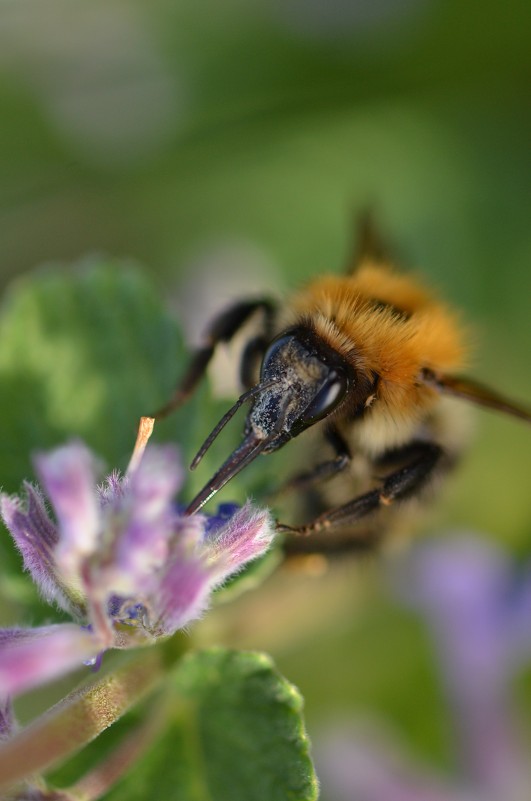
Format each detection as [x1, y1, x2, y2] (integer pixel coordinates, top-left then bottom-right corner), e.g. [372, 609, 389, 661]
[107, 648, 318, 801]
[0, 259, 193, 490]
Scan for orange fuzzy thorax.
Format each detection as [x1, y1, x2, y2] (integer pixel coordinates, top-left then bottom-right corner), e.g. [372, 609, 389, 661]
[285, 263, 468, 421]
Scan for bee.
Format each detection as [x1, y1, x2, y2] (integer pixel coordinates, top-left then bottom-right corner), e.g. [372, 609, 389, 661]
[156, 218, 531, 554]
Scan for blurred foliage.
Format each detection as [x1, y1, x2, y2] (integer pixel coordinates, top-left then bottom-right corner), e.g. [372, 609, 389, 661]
[0, 0, 530, 796]
[0, 264, 186, 489]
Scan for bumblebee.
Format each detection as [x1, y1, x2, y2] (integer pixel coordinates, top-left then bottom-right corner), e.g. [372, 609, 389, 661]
[156, 220, 531, 553]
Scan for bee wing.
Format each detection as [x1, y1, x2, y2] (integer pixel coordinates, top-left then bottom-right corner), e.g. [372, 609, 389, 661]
[345, 210, 392, 274]
[421, 368, 531, 424]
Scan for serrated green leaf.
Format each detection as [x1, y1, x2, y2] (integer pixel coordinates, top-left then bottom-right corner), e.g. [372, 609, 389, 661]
[106, 648, 318, 801]
[0, 260, 193, 488]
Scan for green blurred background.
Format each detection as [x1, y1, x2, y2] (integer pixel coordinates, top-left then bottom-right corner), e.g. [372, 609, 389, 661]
[1, 0, 530, 789]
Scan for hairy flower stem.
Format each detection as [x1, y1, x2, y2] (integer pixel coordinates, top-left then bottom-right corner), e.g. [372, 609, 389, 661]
[0, 647, 169, 793]
[66, 697, 169, 801]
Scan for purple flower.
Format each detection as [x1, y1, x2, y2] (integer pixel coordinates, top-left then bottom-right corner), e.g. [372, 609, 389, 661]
[0, 695, 15, 742]
[408, 537, 531, 794]
[316, 535, 531, 801]
[0, 441, 274, 697]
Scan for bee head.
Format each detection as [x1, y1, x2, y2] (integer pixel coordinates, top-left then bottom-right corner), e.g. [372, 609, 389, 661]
[247, 327, 350, 446]
[186, 326, 351, 514]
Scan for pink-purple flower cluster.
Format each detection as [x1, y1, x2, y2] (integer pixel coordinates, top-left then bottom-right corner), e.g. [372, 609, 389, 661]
[0, 441, 274, 697]
[315, 536, 531, 801]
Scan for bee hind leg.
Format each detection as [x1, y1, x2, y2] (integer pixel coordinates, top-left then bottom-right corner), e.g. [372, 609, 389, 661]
[280, 441, 443, 540]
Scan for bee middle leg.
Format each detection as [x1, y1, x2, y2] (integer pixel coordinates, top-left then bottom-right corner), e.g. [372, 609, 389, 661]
[272, 427, 351, 496]
[280, 441, 443, 537]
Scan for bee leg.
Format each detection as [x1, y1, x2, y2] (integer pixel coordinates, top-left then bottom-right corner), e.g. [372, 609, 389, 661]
[154, 299, 275, 419]
[272, 427, 351, 496]
[281, 441, 443, 537]
[373, 439, 449, 472]
[240, 334, 270, 389]
[283, 526, 381, 557]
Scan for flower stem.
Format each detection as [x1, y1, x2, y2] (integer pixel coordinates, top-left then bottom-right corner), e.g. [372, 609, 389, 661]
[0, 649, 164, 793]
[65, 695, 169, 800]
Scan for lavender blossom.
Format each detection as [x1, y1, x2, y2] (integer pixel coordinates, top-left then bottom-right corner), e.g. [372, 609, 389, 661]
[0, 441, 274, 697]
[409, 537, 531, 795]
[316, 535, 531, 801]
[0, 696, 15, 742]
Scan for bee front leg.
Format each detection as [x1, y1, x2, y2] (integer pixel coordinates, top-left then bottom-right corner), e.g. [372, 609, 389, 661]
[240, 334, 271, 390]
[280, 441, 443, 538]
[272, 427, 351, 496]
[154, 298, 275, 419]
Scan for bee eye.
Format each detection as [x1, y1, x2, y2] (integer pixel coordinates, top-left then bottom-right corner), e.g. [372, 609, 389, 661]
[301, 370, 348, 424]
[260, 333, 296, 377]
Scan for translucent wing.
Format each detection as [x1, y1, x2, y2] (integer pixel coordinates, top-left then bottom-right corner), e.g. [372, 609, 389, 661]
[421, 368, 531, 423]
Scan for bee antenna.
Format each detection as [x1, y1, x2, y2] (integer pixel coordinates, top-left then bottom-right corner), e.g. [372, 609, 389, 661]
[190, 380, 277, 470]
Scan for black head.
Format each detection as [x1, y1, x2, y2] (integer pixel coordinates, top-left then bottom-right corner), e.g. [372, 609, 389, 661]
[247, 327, 351, 446]
[186, 326, 352, 513]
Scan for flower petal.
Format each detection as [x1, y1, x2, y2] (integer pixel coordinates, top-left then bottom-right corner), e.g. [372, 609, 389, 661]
[207, 503, 274, 580]
[1, 488, 56, 600]
[505, 564, 531, 666]
[405, 536, 525, 791]
[0, 696, 15, 741]
[102, 445, 184, 597]
[316, 722, 469, 801]
[34, 441, 101, 589]
[151, 551, 214, 636]
[0, 485, 85, 618]
[0, 625, 100, 697]
[410, 537, 510, 691]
